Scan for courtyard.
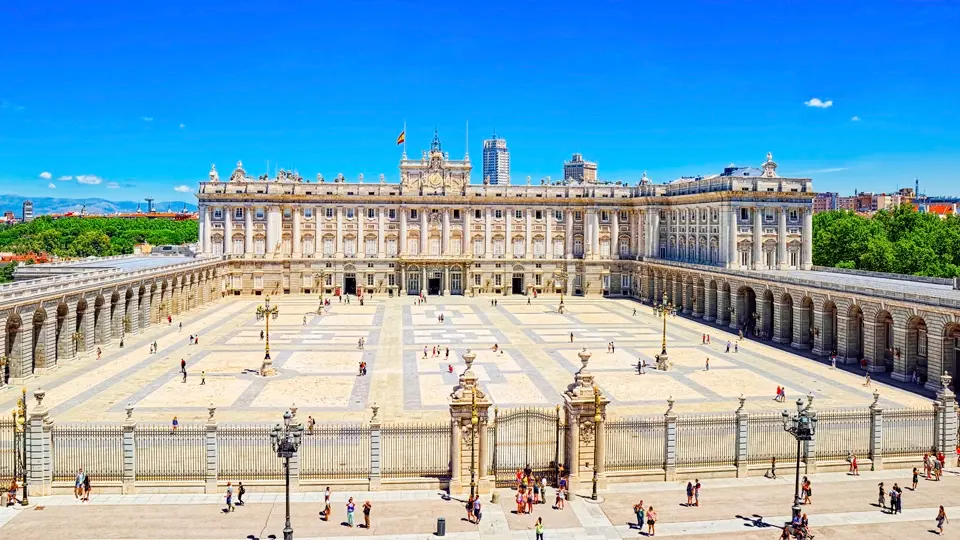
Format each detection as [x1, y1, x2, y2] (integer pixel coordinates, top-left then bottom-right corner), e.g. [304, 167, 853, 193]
[0, 294, 932, 424]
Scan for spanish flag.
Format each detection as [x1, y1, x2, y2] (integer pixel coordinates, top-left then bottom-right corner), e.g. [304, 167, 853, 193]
[396, 130, 405, 145]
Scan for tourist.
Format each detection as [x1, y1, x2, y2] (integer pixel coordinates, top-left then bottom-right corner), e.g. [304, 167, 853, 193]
[633, 500, 645, 529]
[179, 322, 182, 332]
[322, 486, 332, 520]
[878, 482, 886, 511]
[362, 500, 372, 529]
[535, 517, 544, 540]
[849, 453, 859, 475]
[725, 341, 731, 353]
[189, 334, 194, 344]
[768, 456, 777, 479]
[936, 506, 949, 536]
[801, 477, 811, 505]
[686, 481, 694, 506]
[611, 341, 615, 353]
[526, 486, 534, 513]
[633, 308, 637, 316]
[933, 456, 942, 481]
[864, 373, 871, 386]
[734, 342, 738, 353]
[225, 482, 234, 512]
[527, 297, 531, 305]
[705, 357, 710, 371]
[74, 467, 85, 499]
[473, 496, 482, 523]
[237, 482, 245, 506]
[694, 479, 701, 506]
[303, 315, 307, 325]
[346, 497, 355, 527]
[466, 495, 475, 523]
[912, 467, 919, 491]
[956, 444, 960, 467]
[423, 346, 428, 359]
[200, 370, 206, 385]
[702, 333, 706, 344]
[532, 475, 540, 504]
[171, 415, 179, 434]
[540, 476, 547, 504]
[260, 330, 264, 340]
[646, 506, 657, 536]
[774, 386, 782, 402]
[97, 347, 102, 361]
[937, 450, 946, 470]
[307, 416, 315, 435]
[180, 358, 186, 373]
[182, 369, 187, 383]
[5, 479, 17, 506]
[925, 453, 933, 479]
[570, 332, 574, 343]
[516, 490, 525, 514]
[707, 335, 711, 344]
[81, 473, 91, 502]
[779, 525, 791, 540]
[555, 485, 564, 509]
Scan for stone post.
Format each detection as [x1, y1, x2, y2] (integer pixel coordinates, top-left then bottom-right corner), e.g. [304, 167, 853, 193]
[868, 389, 883, 471]
[28, 389, 53, 496]
[802, 394, 818, 474]
[448, 349, 492, 495]
[369, 403, 382, 491]
[288, 404, 301, 492]
[122, 404, 137, 493]
[664, 397, 677, 481]
[562, 348, 609, 492]
[734, 395, 748, 477]
[205, 405, 218, 493]
[935, 372, 958, 453]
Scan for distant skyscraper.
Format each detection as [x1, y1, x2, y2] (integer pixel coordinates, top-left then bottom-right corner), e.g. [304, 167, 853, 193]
[482, 135, 510, 185]
[22, 200, 34, 222]
[563, 153, 598, 183]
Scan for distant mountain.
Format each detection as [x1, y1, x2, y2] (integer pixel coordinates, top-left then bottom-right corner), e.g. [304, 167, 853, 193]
[0, 194, 197, 216]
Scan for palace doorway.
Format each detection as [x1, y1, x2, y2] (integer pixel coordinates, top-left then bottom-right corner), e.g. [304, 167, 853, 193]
[344, 273, 357, 296]
[428, 271, 442, 295]
[512, 273, 524, 295]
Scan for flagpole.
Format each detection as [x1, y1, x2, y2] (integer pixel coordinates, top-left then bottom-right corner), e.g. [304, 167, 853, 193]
[402, 119, 407, 159]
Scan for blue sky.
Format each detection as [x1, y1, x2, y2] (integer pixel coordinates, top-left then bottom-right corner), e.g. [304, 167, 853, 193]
[1, 1, 958, 200]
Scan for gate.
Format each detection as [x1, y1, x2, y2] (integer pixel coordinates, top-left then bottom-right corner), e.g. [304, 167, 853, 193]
[493, 407, 561, 487]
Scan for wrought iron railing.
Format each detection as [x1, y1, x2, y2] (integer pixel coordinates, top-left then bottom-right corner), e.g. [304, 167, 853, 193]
[605, 417, 665, 471]
[815, 410, 872, 459]
[380, 422, 450, 479]
[883, 408, 935, 457]
[676, 414, 736, 467]
[52, 424, 124, 482]
[216, 424, 283, 481]
[746, 413, 798, 465]
[300, 423, 370, 480]
[136, 424, 205, 481]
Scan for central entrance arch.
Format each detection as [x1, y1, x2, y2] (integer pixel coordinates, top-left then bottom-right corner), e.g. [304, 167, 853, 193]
[343, 264, 357, 296]
[511, 265, 525, 295]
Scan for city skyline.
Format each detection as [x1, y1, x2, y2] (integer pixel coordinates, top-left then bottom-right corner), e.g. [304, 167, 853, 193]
[1, 1, 958, 198]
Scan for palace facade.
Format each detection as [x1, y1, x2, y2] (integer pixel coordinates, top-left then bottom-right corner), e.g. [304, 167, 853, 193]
[196, 132, 815, 297]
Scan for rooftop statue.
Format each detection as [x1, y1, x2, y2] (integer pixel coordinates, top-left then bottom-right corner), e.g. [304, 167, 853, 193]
[209, 164, 220, 182]
[229, 161, 246, 182]
[379, 174, 385, 184]
[317, 173, 324, 183]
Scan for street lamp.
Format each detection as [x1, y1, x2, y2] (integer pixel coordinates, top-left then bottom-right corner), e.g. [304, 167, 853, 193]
[591, 385, 602, 501]
[270, 409, 304, 540]
[256, 296, 280, 376]
[782, 396, 817, 521]
[315, 269, 326, 308]
[469, 386, 478, 500]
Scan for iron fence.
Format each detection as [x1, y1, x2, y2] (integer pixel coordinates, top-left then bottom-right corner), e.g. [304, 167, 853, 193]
[493, 408, 562, 487]
[0, 420, 14, 480]
[381, 422, 450, 479]
[747, 413, 798, 465]
[883, 408, 935, 457]
[605, 417, 665, 471]
[52, 424, 124, 482]
[815, 410, 871, 460]
[217, 424, 283, 481]
[300, 423, 370, 480]
[676, 414, 736, 467]
[135, 424, 205, 481]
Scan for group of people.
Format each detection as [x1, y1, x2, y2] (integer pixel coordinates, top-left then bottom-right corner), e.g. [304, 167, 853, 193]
[74, 468, 92, 502]
[632, 501, 658, 536]
[320, 487, 372, 529]
[223, 481, 246, 511]
[357, 361, 368, 376]
[774, 385, 788, 402]
[924, 451, 947, 481]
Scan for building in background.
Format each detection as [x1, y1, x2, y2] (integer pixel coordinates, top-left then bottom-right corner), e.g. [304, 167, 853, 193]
[21, 200, 34, 222]
[481, 134, 510, 185]
[813, 192, 838, 213]
[563, 153, 598, 183]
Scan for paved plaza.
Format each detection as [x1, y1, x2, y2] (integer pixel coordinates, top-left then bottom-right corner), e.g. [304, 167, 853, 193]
[1, 469, 958, 539]
[0, 294, 932, 424]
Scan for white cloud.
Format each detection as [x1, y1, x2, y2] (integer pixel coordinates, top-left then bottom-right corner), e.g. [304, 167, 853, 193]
[851, 115, 860, 121]
[141, 116, 154, 122]
[47, 183, 56, 189]
[174, 185, 192, 193]
[75, 174, 103, 185]
[106, 181, 120, 189]
[38, 171, 52, 180]
[179, 123, 185, 128]
[804, 98, 834, 109]
[57, 175, 73, 181]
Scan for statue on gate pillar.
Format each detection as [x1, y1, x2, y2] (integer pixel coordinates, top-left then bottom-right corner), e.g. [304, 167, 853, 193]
[449, 349, 492, 496]
[562, 348, 609, 493]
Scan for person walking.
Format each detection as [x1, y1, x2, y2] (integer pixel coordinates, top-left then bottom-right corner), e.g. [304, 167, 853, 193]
[535, 517, 544, 540]
[725, 341, 731, 353]
[200, 370, 206, 385]
[850, 453, 859, 475]
[936, 506, 949, 536]
[646, 506, 657, 536]
[466, 495, 475, 523]
[74, 468, 86, 500]
[473, 496, 482, 524]
[686, 481, 694, 506]
[97, 347, 102, 361]
[171, 415, 179, 434]
[179, 322, 182, 332]
[81, 473, 91, 502]
[705, 357, 709, 371]
[182, 369, 187, 383]
[362, 500, 372, 529]
[768, 456, 778, 479]
[912, 467, 919, 491]
[878, 482, 886, 511]
[322, 486, 332, 521]
[694, 479, 701, 507]
[802, 477, 812, 505]
[307, 416, 315, 435]
[237, 482, 245, 506]
[180, 357, 186, 372]
[346, 497, 355, 527]
[225, 482, 234, 512]
[633, 501, 645, 530]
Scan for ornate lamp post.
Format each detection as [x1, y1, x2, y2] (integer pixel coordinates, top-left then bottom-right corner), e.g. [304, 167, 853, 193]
[782, 396, 817, 521]
[270, 409, 304, 540]
[591, 384, 602, 501]
[256, 296, 280, 376]
[13, 387, 27, 505]
[469, 386, 478, 500]
[315, 269, 326, 308]
[0, 355, 7, 386]
[655, 292, 675, 370]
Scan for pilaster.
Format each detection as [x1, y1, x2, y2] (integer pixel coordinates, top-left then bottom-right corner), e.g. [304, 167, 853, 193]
[205, 405, 218, 493]
[664, 398, 677, 481]
[28, 390, 53, 496]
[868, 390, 883, 471]
[734, 395, 748, 477]
[448, 350, 492, 496]
[562, 348, 609, 491]
[122, 405, 137, 493]
[369, 403, 381, 491]
[935, 373, 958, 453]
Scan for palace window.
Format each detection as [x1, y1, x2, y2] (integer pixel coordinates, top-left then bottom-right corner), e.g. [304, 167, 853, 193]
[365, 238, 377, 256]
[388, 274, 395, 287]
[513, 209, 521, 220]
[600, 211, 609, 223]
[493, 238, 505, 257]
[535, 210, 543, 220]
[622, 274, 632, 289]
[574, 211, 582, 221]
[386, 239, 398, 256]
[234, 208, 244, 220]
[790, 251, 799, 267]
[764, 208, 774, 222]
[473, 238, 484, 255]
[553, 239, 564, 257]
[281, 237, 292, 255]
[323, 238, 335, 256]
[283, 208, 291, 219]
[555, 210, 564, 222]
[303, 207, 313, 219]
[599, 239, 611, 258]
[254, 275, 263, 289]
[495, 209, 503, 219]
[790, 209, 799, 221]
[475, 209, 482, 220]
[474, 274, 482, 286]
[573, 237, 583, 257]
[453, 209, 461, 220]
[325, 208, 334, 219]
[407, 239, 419, 255]
[533, 238, 545, 257]
[740, 208, 750, 221]
[344, 238, 356, 256]
[256, 207, 265, 220]
[495, 274, 502, 287]
[346, 208, 355, 219]
[213, 209, 223, 220]
[619, 237, 630, 257]
[367, 274, 375, 286]
[233, 237, 244, 254]
[325, 274, 333, 286]
[535, 273, 542, 286]
[620, 211, 628, 222]
[302, 236, 314, 256]
[254, 237, 266, 255]
[410, 209, 418, 220]
[388, 209, 396, 219]
[367, 208, 376, 219]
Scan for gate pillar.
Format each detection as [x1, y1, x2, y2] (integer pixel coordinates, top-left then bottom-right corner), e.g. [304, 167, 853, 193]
[562, 348, 609, 494]
[449, 349, 492, 496]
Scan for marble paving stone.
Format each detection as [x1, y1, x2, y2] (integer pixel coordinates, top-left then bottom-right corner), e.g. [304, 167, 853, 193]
[250, 376, 356, 408]
[686, 369, 797, 399]
[135, 376, 252, 407]
[283, 351, 365, 373]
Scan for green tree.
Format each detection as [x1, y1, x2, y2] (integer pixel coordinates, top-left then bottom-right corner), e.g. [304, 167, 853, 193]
[69, 230, 112, 257]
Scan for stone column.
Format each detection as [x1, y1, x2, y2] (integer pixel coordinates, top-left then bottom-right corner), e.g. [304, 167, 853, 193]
[778, 208, 788, 269]
[81, 298, 96, 356]
[448, 350, 492, 495]
[664, 397, 677, 481]
[224, 206, 233, 255]
[525, 209, 533, 258]
[205, 405, 218, 493]
[463, 207, 471, 256]
[122, 404, 136, 493]
[442, 208, 450, 255]
[802, 208, 814, 270]
[400, 266, 407, 295]
[377, 207, 385, 257]
[935, 373, 958, 453]
[611, 209, 620, 259]
[752, 207, 763, 270]
[399, 207, 407, 255]
[369, 404, 381, 490]
[201, 206, 211, 254]
[545, 209, 553, 259]
[245, 206, 253, 256]
[505, 210, 513, 259]
[443, 266, 451, 296]
[421, 207, 429, 254]
[485, 208, 492, 258]
[128, 289, 140, 335]
[727, 206, 738, 268]
[421, 267, 427, 297]
[868, 389, 883, 471]
[27, 389, 53, 496]
[591, 210, 600, 259]
[356, 206, 365, 259]
[335, 207, 344, 257]
[292, 206, 302, 258]
[266, 207, 279, 258]
[735, 395, 748, 477]
[565, 211, 573, 259]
